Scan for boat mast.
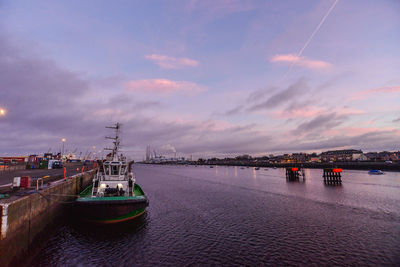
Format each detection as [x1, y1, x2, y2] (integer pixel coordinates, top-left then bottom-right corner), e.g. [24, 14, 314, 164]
[104, 122, 121, 161]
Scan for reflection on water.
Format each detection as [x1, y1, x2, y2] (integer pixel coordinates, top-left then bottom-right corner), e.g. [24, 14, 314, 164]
[31, 165, 400, 266]
[68, 212, 148, 240]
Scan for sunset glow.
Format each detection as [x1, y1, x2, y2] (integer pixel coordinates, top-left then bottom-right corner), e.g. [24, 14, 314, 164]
[0, 0, 399, 159]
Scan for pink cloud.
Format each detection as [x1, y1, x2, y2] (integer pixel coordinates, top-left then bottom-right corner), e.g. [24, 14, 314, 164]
[326, 127, 398, 137]
[126, 79, 206, 94]
[145, 54, 199, 69]
[270, 54, 332, 70]
[272, 106, 364, 119]
[272, 107, 325, 119]
[336, 107, 365, 116]
[350, 85, 400, 101]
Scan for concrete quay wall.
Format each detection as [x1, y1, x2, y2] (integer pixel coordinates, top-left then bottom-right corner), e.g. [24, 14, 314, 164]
[0, 171, 94, 267]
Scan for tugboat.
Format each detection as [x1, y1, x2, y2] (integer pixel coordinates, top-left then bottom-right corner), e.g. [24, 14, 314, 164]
[75, 123, 149, 223]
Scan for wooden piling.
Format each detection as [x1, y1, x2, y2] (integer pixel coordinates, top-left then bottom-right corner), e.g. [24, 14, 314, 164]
[286, 167, 304, 182]
[323, 168, 342, 185]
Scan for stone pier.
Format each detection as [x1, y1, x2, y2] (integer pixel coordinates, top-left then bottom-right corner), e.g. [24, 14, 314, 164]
[0, 171, 94, 267]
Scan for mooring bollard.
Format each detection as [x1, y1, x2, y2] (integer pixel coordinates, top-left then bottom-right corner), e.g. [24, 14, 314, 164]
[36, 178, 43, 191]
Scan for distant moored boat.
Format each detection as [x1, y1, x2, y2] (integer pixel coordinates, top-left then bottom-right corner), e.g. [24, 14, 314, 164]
[368, 170, 384, 175]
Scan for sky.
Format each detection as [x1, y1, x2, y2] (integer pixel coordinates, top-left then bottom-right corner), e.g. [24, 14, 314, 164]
[0, 0, 399, 160]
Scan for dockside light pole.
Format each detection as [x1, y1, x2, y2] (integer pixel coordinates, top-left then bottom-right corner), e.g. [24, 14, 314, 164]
[61, 138, 66, 161]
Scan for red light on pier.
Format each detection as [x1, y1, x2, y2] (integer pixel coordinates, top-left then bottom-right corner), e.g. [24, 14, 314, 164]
[292, 167, 299, 171]
[333, 168, 343, 173]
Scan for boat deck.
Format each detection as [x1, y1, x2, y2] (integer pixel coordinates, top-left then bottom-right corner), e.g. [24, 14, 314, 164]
[77, 183, 145, 200]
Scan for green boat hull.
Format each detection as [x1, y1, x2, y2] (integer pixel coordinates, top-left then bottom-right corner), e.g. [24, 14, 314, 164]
[75, 184, 149, 224]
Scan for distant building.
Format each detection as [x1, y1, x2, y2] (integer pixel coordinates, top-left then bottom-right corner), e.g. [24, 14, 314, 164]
[365, 152, 378, 161]
[269, 155, 284, 163]
[365, 151, 399, 162]
[320, 149, 364, 162]
[291, 153, 309, 163]
[378, 151, 399, 161]
[145, 145, 151, 162]
[235, 154, 251, 160]
[282, 154, 292, 163]
[254, 156, 269, 164]
[310, 156, 321, 163]
[352, 153, 368, 161]
[0, 156, 27, 163]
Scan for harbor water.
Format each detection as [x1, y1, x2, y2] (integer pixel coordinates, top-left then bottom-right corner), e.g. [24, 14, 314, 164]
[31, 165, 400, 266]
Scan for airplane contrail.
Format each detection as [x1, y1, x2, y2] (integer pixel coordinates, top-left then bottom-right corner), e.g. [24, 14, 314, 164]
[282, 0, 339, 80]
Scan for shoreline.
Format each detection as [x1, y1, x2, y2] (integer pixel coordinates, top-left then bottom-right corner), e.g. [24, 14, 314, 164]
[141, 162, 400, 172]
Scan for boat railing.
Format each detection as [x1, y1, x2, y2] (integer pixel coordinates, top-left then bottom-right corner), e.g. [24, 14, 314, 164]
[101, 175, 128, 181]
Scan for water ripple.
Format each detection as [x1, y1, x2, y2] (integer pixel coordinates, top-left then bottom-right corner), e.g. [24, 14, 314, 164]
[30, 165, 400, 266]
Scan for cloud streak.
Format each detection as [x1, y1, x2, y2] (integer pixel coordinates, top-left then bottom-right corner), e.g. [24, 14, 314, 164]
[145, 54, 199, 69]
[271, 54, 332, 70]
[126, 79, 207, 94]
[280, 0, 339, 80]
[295, 112, 347, 133]
[284, 130, 400, 152]
[247, 79, 308, 111]
[350, 85, 400, 101]
[272, 106, 326, 119]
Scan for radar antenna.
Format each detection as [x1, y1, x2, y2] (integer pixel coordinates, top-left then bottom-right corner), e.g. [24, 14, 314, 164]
[104, 122, 122, 160]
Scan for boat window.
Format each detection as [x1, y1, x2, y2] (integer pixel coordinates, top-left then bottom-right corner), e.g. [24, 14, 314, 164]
[111, 165, 119, 175]
[104, 165, 110, 176]
[120, 166, 126, 175]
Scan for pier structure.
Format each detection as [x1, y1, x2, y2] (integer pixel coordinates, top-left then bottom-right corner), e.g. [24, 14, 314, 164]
[0, 171, 94, 267]
[285, 167, 305, 182]
[323, 168, 342, 185]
